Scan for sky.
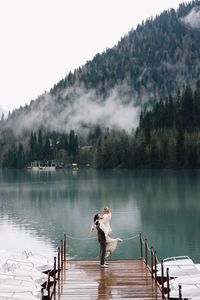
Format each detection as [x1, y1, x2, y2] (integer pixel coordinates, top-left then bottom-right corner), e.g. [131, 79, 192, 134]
[0, 0, 187, 114]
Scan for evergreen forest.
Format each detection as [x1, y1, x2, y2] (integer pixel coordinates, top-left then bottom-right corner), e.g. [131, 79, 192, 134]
[3, 82, 200, 169]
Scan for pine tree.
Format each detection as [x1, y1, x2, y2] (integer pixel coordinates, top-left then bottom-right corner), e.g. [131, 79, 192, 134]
[64, 135, 68, 152]
[1, 113, 4, 122]
[44, 135, 51, 159]
[175, 89, 182, 129]
[182, 85, 194, 131]
[38, 130, 43, 158]
[17, 144, 25, 168]
[176, 126, 185, 168]
[29, 132, 37, 161]
[193, 81, 200, 129]
[69, 130, 78, 161]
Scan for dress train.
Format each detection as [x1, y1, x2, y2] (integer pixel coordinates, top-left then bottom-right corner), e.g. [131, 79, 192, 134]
[106, 237, 122, 258]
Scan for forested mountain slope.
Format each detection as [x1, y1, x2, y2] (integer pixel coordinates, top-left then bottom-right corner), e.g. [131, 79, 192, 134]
[50, 0, 200, 103]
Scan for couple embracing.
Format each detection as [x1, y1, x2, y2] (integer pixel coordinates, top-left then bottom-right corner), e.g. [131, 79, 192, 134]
[90, 206, 122, 268]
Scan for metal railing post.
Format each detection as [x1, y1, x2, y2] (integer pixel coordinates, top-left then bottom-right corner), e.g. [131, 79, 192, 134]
[64, 233, 66, 261]
[154, 250, 157, 284]
[145, 238, 148, 266]
[151, 246, 154, 277]
[47, 270, 50, 300]
[61, 240, 63, 269]
[140, 233, 143, 259]
[167, 267, 170, 300]
[179, 285, 182, 300]
[58, 247, 60, 279]
[54, 256, 56, 291]
[161, 260, 164, 298]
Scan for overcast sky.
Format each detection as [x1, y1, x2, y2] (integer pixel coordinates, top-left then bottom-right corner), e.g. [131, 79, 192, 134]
[0, 0, 187, 114]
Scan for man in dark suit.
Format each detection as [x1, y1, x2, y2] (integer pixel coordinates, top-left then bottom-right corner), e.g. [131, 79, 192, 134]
[94, 213, 108, 268]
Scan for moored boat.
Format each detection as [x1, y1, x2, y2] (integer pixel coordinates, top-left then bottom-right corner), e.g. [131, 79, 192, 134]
[0, 295, 40, 300]
[164, 273, 200, 292]
[0, 250, 54, 274]
[157, 256, 194, 270]
[0, 249, 55, 298]
[157, 263, 200, 283]
[170, 284, 200, 299]
[156, 256, 200, 283]
[0, 278, 42, 298]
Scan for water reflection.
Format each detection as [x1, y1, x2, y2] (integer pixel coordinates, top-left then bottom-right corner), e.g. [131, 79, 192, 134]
[0, 169, 200, 261]
[0, 215, 55, 259]
[129, 170, 200, 262]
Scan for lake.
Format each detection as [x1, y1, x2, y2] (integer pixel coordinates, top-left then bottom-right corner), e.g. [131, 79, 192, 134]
[0, 169, 199, 263]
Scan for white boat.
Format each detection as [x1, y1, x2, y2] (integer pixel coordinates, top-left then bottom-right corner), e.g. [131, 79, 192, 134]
[1, 258, 54, 287]
[0, 273, 51, 298]
[0, 293, 40, 300]
[0, 249, 54, 298]
[164, 274, 200, 291]
[0, 270, 49, 288]
[170, 284, 200, 299]
[0, 253, 54, 288]
[156, 256, 194, 270]
[22, 251, 54, 273]
[0, 278, 41, 298]
[157, 263, 200, 282]
[0, 249, 54, 274]
[156, 256, 200, 283]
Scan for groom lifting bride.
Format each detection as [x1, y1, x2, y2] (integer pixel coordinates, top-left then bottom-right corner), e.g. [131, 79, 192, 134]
[90, 206, 122, 268]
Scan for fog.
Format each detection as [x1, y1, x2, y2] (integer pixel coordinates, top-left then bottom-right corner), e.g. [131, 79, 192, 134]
[5, 83, 140, 137]
[180, 6, 200, 29]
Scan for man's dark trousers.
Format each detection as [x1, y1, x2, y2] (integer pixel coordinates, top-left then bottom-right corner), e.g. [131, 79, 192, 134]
[99, 240, 106, 265]
[97, 223, 106, 265]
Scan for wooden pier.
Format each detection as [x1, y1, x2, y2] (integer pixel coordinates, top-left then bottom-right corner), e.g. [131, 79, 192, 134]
[46, 234, 167, 300]
[53, 259, 163, 300]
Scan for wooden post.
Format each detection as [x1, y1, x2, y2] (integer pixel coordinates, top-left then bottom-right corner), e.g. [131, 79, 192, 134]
[47, 271, 50, 300]
[54, 256, 56, 291]
[179, 285, 182, 300]
[151, 246, 153, 278]
[61, 240, 63, 269]
[145, 238, 148, 266]
[167, 268, 170, 300]
[140, 233, 143, 259]
[64, 233, 66, 261]
[58, 247, 60, 279]
[154, 250, 157, 283]
[161, 260, 164, 298]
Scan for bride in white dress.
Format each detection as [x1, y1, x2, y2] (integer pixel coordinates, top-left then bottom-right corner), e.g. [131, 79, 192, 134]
[102, 206, 122, 257]
[90, 206, 122, 257]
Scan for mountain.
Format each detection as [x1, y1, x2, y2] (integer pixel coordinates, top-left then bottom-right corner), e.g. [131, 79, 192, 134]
[1, 0, 200, 165]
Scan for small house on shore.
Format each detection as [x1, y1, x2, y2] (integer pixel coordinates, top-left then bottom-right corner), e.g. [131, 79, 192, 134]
[28, 160, 63, 171]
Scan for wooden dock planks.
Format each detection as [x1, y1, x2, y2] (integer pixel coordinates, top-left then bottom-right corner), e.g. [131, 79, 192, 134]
[54, 259, 162, 300]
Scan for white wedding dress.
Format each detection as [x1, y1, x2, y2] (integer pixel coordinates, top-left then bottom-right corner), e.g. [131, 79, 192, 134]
[102, 213, 121, 257]
[102, 213, 112, 236]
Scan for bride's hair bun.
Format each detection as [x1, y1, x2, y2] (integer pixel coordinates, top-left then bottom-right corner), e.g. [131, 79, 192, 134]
[103, 206, 110, 213]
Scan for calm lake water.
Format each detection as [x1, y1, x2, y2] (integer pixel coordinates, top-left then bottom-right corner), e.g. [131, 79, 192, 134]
[0, 169, 199, 263]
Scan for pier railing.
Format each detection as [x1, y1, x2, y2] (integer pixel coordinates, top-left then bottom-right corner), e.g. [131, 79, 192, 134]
[46, 233, 66, 299]
[49, 232, 180, 300]
[140, 232, 181, 300]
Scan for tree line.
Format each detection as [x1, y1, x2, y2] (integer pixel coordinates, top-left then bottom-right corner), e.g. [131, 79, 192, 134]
[3, 82, 200, 169]
[94, 82, 200, 169]
[2, 129, 79, 168]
